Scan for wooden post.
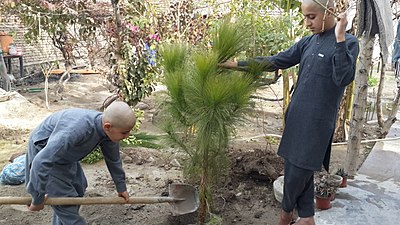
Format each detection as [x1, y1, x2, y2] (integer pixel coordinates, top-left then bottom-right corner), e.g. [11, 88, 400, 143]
[282, 69, 290, 126]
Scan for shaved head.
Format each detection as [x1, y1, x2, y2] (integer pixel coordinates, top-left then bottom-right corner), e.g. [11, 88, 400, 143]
[103, 101, 136, 130]
[302, 0, 335, 11]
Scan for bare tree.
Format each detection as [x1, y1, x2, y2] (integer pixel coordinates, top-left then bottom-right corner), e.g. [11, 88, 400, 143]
[346, 0, 394, 176]
[376, 55, 400, 137]
[346, 35, 375, 177]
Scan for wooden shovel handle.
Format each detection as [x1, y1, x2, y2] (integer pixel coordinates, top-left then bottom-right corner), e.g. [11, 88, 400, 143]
[0, 196, 184, 205]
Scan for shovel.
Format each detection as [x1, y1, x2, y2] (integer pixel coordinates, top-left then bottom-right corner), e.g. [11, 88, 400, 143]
[0, 183, 199, 215]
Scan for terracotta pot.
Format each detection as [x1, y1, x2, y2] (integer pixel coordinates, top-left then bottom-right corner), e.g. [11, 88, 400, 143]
[340, 177, 347, 188]
[0, 33, 14, 53]
[315, 196, 331, 210]
[330, 192, 335, 201]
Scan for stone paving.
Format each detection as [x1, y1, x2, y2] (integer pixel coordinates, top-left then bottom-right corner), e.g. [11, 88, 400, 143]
[315, 119, 400, 225]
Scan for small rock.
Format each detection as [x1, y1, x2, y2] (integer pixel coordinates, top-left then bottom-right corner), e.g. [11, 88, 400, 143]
[127, 188, 135, 196]
[146, 156, 155, 163]
[136, 102, 149, 110]
[170, 159, 181, 167]
[163, 164, 172, 170]
[254, 211, 263, 218]
[129, 204, 145, 211]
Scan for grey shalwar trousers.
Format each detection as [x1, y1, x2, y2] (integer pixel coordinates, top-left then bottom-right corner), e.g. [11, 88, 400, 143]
[282, 160, 315, 218]
[26, 138, 88, 225]
[49, 162, 88, 225]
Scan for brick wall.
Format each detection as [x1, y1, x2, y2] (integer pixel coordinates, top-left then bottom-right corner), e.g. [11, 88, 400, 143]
[0, 1, 230, 78]
[0, 15, 64, 78]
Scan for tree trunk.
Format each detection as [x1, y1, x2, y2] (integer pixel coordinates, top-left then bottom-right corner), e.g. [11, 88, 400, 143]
[345, 35, 375, 177]
[375, 53, 400, 138]
[198, 169, 208, 225]
[380, 91, 400, 137]
[198, 141, 210, 225]
[333, 0, 356, 143]
[334, 84, 354, 142]
[376, 54, 385, 129]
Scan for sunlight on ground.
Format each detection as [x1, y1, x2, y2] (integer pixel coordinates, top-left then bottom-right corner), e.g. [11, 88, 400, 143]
[0, 141, 25, 169]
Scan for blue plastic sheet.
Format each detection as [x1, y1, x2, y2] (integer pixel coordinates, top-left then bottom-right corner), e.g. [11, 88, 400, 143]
[0, 154, 25, 185]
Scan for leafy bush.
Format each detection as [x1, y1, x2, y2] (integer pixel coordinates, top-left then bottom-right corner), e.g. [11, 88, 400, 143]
[121, 132, 164, 149]
[81, 147, 103, 164]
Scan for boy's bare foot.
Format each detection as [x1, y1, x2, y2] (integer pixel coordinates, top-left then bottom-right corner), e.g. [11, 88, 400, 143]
[278, 210, 295, 225]
[292, 217, 316, 225]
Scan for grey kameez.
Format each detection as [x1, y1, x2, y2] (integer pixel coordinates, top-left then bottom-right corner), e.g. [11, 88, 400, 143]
[25, 108, 127, 225]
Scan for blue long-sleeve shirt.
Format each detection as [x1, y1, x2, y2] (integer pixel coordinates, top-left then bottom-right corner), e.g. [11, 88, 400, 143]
[25, 108, 126, 205]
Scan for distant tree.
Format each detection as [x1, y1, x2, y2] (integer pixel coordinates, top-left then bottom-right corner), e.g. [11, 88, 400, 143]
[3, 0, 104, 93]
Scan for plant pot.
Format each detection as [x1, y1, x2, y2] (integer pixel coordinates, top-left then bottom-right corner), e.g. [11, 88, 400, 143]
[0, 33, 14, 54]
[315, 196, 331, 210]
[327, 174, 343, 188]
[330, 192, 335, 201]
[340, 176, 347, 188]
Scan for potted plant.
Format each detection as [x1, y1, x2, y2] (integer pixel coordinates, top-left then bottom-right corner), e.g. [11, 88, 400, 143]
[314, 172, 341, 209]
[0, 31, 15, 54]
[315, 184, 333, 210]
[335, 168, 348, 188]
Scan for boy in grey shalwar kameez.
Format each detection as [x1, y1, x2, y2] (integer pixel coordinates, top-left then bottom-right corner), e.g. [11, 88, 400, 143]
[25, 101, 136, 225]
[220, 1, 359, 224]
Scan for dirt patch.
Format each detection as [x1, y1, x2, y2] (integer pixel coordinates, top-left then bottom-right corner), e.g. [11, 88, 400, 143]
[0, 71, 392, 225]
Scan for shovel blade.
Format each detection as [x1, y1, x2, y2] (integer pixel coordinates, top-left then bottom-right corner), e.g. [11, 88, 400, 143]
[168, 183, 199, 215]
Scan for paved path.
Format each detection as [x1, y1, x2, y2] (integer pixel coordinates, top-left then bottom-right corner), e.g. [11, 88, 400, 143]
[315, 120, 400, 225]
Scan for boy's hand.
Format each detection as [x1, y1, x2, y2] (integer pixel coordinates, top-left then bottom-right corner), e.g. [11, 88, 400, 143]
[335, 12, 348, 43]
[118, 191, 129, 203]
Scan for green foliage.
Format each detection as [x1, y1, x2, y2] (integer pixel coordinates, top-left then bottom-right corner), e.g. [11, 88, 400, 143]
[227, 0, 307, 58]
[335, 168, 348, 177]
[205, 213, 223, 225]
[133, 109, 144, 131]
[109, 0, 161, 106]
[156, 0, 212, 45]
[212, 20, 247, 62]
[265, 136, 279, 145]
[121, 132, 164, 149]
[121, 134, 139, 146]
[367, 76, 379, 87]
[160, 44, 188, 74]
[116, 41, 159, 106]
[6, 1, 99, 44]
[161, 19, 260, 223]
[81, 147, 103, 164]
